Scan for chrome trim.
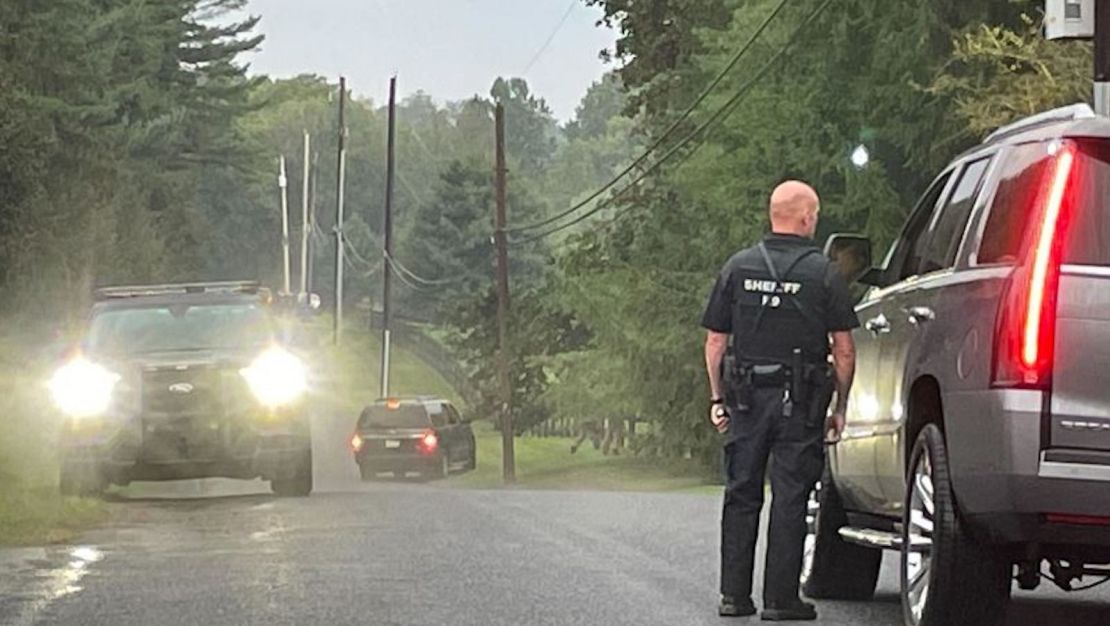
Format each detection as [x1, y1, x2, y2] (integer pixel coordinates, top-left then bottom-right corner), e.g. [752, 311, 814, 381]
[839, 527, 902, 550]
[1039, 458, 1110, 482]
[1061, 264, 1110, 278]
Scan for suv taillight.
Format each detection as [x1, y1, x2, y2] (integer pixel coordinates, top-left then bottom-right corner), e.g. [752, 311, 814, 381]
[417, 430, 439, 455]
[993, 142, 1077, 389]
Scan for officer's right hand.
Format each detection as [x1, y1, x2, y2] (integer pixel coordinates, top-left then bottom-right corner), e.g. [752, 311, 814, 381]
[709, 405, 730, 434]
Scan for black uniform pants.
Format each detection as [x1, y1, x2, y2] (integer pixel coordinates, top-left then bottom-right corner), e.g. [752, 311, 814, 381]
[720, 386, 825, 607]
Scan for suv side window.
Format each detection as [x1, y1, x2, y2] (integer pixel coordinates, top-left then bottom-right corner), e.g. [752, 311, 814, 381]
[445, 405, 461, 425]
[891, 171, 953, 282]
[918, 157, 992, 274]
[428, 403, 448, 428]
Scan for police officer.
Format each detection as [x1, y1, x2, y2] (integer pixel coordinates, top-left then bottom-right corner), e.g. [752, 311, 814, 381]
[701, 180, 858, 621]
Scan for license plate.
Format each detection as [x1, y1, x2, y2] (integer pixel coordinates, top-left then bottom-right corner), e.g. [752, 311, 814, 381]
[384, 439, 401, 449]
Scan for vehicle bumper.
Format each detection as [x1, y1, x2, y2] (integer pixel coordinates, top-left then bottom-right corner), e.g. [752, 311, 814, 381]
[355, 451, 442, 475]
[947, 388, 1110, 551]
[59, 408, 310, 482]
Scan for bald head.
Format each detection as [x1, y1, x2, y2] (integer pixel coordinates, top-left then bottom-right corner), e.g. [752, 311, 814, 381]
[769, 180, 820, 238]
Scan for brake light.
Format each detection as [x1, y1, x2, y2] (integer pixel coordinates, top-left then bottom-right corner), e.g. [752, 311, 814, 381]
[417, 430, 438, 454]
[350, 433, 364, 452]
[993, 142, 1078, 388]
[385, 398, 401, 410]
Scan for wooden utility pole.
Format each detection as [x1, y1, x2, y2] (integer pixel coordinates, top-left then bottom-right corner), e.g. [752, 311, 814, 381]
[380, 76, 397, 399]
[333, 77, 348, 344]
[494, 103, 515, 483]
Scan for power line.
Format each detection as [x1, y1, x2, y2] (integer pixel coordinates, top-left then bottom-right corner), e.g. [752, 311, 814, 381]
[341, 233, 380, 272]
[384, 250, 459, 286]
[508, 0, 835, 246]
[507, 0, 793, 235]
[521, 0, 579, 76]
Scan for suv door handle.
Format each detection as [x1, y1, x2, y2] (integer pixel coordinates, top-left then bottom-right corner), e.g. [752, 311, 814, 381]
[904, 306, 936, 326]
[865, 314, 890, 335]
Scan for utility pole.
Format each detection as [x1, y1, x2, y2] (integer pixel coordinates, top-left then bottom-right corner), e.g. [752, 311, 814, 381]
[307, 150, 319, 294]
[1096, 0, 1110, 116]
[380, 76, 397, 399]
[1046, 1, 1107, 113]
[299, 131, 311, 297]
[333, 77, 348, 345]
[494, 103, 515, 484]
[278, 155, 291, 295]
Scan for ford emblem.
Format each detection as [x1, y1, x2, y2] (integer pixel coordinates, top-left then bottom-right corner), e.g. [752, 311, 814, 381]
[168, 382, 195, 395]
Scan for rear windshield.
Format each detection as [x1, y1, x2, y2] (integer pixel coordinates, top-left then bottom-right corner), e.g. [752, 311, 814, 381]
[359, 405, 430, 429]
[1065, 139, 1110, 266]
[978, 139, 1110, 266]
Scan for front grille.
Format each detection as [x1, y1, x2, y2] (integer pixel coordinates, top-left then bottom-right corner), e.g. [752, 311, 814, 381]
[140, 365, 251, 462]
[142, 366, 224, 418]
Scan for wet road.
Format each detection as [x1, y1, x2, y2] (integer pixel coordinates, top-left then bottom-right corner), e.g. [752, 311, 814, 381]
[2, 423, 1110, 626]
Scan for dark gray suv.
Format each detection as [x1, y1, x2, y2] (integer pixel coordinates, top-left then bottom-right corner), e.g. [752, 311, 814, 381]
[52, 282, 314, 497]
[803, 104, 1110, 626]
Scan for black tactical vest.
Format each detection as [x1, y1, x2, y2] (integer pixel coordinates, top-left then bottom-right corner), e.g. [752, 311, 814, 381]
[725, 234, 836, 364]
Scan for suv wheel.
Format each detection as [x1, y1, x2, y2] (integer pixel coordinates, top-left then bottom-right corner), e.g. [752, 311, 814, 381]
[802, 467, 882, 600]
[271, 448, 313, 497]
[901, 425, 1010, 626]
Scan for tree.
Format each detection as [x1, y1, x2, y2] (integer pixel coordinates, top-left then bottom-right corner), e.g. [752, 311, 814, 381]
[490, 77, 558, 172]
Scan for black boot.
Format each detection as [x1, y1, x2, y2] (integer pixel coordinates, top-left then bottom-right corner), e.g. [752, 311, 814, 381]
[760, 601, 816, 621]
[718, 596, 757, 618]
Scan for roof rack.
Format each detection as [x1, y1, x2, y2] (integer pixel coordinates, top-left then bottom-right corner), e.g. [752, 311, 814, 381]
[94, 281, 262, 301]
[984, 103, 1096, 144]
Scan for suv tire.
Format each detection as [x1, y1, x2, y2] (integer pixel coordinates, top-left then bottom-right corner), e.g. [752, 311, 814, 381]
[802, 466, 882, 600]
[271, 448, 313, 497]
[901, 424, 1010, 626]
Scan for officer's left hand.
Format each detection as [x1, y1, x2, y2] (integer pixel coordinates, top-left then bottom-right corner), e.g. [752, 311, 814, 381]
[825, 410, 846, 444]
[709, 405, 730, 434]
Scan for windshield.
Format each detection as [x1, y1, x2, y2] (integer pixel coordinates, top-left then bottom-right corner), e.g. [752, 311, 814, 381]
[85, 303, 273, 354]
[359, 406, 430, 429]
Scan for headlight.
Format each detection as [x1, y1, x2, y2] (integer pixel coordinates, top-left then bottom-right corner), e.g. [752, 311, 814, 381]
[240, 347, 307, 408]
[48, 357, 120, 418]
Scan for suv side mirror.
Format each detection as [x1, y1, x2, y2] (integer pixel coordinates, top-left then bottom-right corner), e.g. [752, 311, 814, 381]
[824, 233, 876, 285]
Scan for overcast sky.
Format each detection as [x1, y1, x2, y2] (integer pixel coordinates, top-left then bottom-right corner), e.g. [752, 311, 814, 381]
[237, 0, 618, 121]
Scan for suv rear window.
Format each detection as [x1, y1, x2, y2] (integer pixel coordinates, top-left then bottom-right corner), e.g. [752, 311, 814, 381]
[1064, 139, 1110, 266]
[978, 139, 1110, 266]
[359, 405, 430, 429]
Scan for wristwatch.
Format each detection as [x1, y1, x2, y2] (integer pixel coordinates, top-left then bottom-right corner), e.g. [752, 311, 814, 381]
[710, 397, 725, 405]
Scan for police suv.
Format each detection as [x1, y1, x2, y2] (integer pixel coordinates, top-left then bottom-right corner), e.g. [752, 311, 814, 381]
[51, 282, 314, 497]
[805, 105, 1110, 626]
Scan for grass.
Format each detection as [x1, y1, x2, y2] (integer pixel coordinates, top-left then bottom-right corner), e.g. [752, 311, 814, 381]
[446, 422, 720, 493]
[0, 489, 107, 546]
[0, 328, 109, 545]
[314, 322, 461, 417]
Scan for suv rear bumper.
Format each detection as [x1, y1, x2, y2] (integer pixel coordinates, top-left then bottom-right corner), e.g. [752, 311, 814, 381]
[947, 388, 1110, 550]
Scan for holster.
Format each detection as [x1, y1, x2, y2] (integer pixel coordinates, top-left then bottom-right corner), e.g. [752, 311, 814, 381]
[803, 363, 836, 429]
[728, 357, 834, 428]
